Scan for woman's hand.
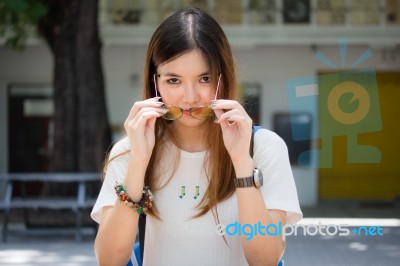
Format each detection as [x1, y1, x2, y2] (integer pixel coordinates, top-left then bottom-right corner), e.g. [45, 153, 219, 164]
[210, 100, 253, 162]
[124, 97, 166, 163]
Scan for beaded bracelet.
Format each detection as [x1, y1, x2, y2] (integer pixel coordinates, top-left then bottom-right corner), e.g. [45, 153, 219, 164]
[114, 183, 154, 214]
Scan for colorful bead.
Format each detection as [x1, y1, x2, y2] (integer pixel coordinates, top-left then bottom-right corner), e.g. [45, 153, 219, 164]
[114, 182, 154, 214]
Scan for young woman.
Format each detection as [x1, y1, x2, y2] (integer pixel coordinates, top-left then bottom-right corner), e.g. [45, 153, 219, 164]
[91, 7, 302, 266]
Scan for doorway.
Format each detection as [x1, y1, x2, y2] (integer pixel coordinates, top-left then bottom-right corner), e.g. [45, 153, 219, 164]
[8, 84, 54, 195]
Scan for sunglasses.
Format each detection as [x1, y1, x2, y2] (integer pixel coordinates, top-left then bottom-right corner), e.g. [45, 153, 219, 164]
[153, 74, 221, 121]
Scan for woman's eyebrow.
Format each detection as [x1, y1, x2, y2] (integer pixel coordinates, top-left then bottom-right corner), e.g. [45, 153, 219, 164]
[159, 71, 210, 77]
[198, 72, 210, 77]
[160, 72, 181, 77]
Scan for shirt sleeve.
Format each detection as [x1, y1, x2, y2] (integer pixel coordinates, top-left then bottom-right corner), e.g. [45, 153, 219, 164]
[90, 136, 131, 224]
[253, 129, 303, 224]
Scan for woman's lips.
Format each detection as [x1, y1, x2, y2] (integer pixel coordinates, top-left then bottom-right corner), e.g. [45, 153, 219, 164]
[183, 110, 191, 116]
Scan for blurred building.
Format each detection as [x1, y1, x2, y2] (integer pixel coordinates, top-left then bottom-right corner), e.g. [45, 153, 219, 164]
[1, 0, 400, 207]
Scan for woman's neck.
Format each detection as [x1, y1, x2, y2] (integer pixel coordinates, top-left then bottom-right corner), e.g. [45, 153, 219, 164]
[171, 122, 208, 152]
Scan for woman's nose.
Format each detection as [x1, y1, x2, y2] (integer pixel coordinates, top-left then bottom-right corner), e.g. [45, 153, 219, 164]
[182, 83, 200, 104]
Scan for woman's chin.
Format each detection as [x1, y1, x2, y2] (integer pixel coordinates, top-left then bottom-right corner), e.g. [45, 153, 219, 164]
[174, 115, 210, 128]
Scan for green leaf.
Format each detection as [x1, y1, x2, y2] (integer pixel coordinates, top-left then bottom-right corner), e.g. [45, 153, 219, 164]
[29, 1, 48, 21]
[4, 0, 29, 13]
[0, 0, 48, 49]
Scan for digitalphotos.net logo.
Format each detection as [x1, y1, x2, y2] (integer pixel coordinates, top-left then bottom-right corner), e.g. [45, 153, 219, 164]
[215, 221, 384, 241]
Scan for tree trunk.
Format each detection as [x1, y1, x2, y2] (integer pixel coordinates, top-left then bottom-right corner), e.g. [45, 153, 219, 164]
[38, 0, 111, 173]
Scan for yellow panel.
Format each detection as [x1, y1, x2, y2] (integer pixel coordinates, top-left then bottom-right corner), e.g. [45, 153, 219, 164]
[319, 72, 400, 200]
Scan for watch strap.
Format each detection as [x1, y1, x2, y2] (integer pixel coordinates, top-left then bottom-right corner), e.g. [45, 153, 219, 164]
[234, 176, 254, 188]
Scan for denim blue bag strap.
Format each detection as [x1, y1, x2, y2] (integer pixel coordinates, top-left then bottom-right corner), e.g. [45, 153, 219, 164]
[138, 214, 146, 265]
[250, 126, 262, 157]
[126, 216, 145, 266]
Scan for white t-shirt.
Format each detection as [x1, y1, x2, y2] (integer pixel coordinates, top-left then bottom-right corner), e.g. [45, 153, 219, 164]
[91, 129, 303, 266]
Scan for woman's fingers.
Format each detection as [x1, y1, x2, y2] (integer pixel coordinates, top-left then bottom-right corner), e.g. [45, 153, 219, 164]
[123, 98, 166, 161]
[124, 106, 166, 133]
[135, 108, 165, 127]
[211, 100, 252, 128]
[211, 100, 253, 159]
[124, 107, 166, 135]
[210, 99, 246, 113]
[215, 110, 252, 129]
[127, 97, 163, 121]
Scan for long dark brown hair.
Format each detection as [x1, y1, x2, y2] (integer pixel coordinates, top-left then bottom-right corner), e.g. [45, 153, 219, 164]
[107, 7, 239, 220]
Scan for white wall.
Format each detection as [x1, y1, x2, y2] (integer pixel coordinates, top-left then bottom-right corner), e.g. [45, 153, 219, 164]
[0, 42, 399, 206]
[102, 45, 146, 126]
[0, 81, 7, 171]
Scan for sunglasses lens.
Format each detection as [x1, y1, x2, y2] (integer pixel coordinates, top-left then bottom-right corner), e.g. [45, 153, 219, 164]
[162, 106, 183, 120]
[190, 107, 214, 120]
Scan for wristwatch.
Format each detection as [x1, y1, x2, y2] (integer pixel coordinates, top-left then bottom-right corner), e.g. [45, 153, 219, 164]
[234, 168, 263, 189]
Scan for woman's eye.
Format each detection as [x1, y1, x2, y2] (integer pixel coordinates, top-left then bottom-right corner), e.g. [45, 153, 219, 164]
[200, 76, 210, 83]
[167, 78, 180, 84]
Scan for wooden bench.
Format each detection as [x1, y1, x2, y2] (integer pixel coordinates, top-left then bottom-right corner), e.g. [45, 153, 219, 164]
[0, 173, 101, 242]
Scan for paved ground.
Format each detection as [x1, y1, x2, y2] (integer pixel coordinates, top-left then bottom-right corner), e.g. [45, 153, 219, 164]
[284, 225, 400, 266]
[0, 238, 98, 266]
[0, 202, 399, 265]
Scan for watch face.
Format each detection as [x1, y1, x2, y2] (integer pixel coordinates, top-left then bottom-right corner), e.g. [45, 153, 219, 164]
[254, 168, 263, 188]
